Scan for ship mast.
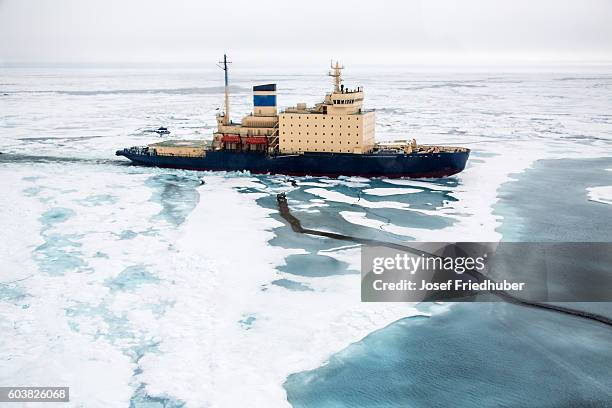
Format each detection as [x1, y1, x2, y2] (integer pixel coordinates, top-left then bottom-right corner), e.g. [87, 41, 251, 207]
[217, 54, 232, 125]
[329, 60, 344, 92]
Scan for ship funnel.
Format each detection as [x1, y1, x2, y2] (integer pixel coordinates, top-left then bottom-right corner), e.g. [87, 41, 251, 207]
[253, 84, 277, 117]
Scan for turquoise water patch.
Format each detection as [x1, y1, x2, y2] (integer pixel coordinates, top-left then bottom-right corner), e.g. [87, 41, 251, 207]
[22, 175, 45, 182]
[64, 300, 175, 408]
[358, 180, 458, 210]
[34, 207, 86, 275]
[0, 282, 28, 303]
[67, 320, 80, 332]
[256, 176, 458, 280]
[272, 279, 313, 291]
[145, 173, 201, 226]
[65, 301, 133, 341]
[23, 186, 43, 196]
[347, 206, 452, 230]
[234, 186, 266, 194]
[285, 302, 612, 407]
[495, 157, 612, 241]
[105, 265, 159, 292]
[34, 233, 85, 275]
[129, 384, 185, 408]
[148, 300, 175, 317]
[279, 254, 353, 277]
[77, 194, 118, 207]
[119, 230, 138, 240]
[259, 181, 456, 245]
[41, 207, 75, 228]
[256, 194, 352, 252]
[260, 194, 421, 247]
[239, 314, 257, 329]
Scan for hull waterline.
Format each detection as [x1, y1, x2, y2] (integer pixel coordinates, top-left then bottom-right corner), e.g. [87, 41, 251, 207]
[115, 149, 470, 178]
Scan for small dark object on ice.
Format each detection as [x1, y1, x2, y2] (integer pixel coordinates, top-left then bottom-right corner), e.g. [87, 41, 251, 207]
[155, 127, 170, 135]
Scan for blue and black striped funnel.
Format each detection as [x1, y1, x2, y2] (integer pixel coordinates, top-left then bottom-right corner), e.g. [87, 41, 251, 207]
[253, 84, 277, 116]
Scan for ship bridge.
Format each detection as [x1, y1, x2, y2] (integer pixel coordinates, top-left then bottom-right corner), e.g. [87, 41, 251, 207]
[278, 62, 376, 154]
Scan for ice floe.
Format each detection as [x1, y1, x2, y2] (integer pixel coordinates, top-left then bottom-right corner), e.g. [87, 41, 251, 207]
[587, 186, 612, 205]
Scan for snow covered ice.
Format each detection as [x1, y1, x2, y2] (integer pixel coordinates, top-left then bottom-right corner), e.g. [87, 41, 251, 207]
[1, 67, 611, 406]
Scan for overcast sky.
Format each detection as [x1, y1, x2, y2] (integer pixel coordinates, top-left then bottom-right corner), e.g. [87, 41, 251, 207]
[1, 0, 611, 66]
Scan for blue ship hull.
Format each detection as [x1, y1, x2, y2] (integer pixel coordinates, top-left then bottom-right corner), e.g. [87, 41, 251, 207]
[115, 149, 469, 178]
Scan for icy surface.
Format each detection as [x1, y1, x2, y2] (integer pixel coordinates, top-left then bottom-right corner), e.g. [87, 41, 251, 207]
[1, 67, 611, 407]
[587, 186, 612, 205]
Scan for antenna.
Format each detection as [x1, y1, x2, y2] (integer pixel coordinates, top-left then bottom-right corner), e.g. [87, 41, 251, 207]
[217, 54, 232, 125]
[328, 60, 344, 93]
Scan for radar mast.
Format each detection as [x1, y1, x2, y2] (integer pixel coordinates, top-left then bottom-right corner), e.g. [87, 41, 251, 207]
[329, 60, 344, 92]
[217, 54, 232, 125]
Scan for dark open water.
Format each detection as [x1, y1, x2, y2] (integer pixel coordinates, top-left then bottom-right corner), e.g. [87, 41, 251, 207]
[284, 157, 612, 408]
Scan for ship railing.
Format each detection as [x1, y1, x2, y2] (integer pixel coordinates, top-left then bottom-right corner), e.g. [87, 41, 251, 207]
[268, 123, 280, 154]
[125, 146, 155, 156]
[124, 146, 206, 158]
[155, 152, 206, 158]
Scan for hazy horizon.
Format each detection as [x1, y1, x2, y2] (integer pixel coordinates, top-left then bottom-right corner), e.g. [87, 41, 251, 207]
[2, 0, 612, 68]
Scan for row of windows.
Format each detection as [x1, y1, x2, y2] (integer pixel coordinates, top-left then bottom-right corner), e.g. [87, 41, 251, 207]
[282, 139, 359, 145]
[283, 148, 355, 153]
[283, 115, 357, 120]
[282, 131, 360, 137]
[283, 124, 358, 128]
[333, 99, 355, 105]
